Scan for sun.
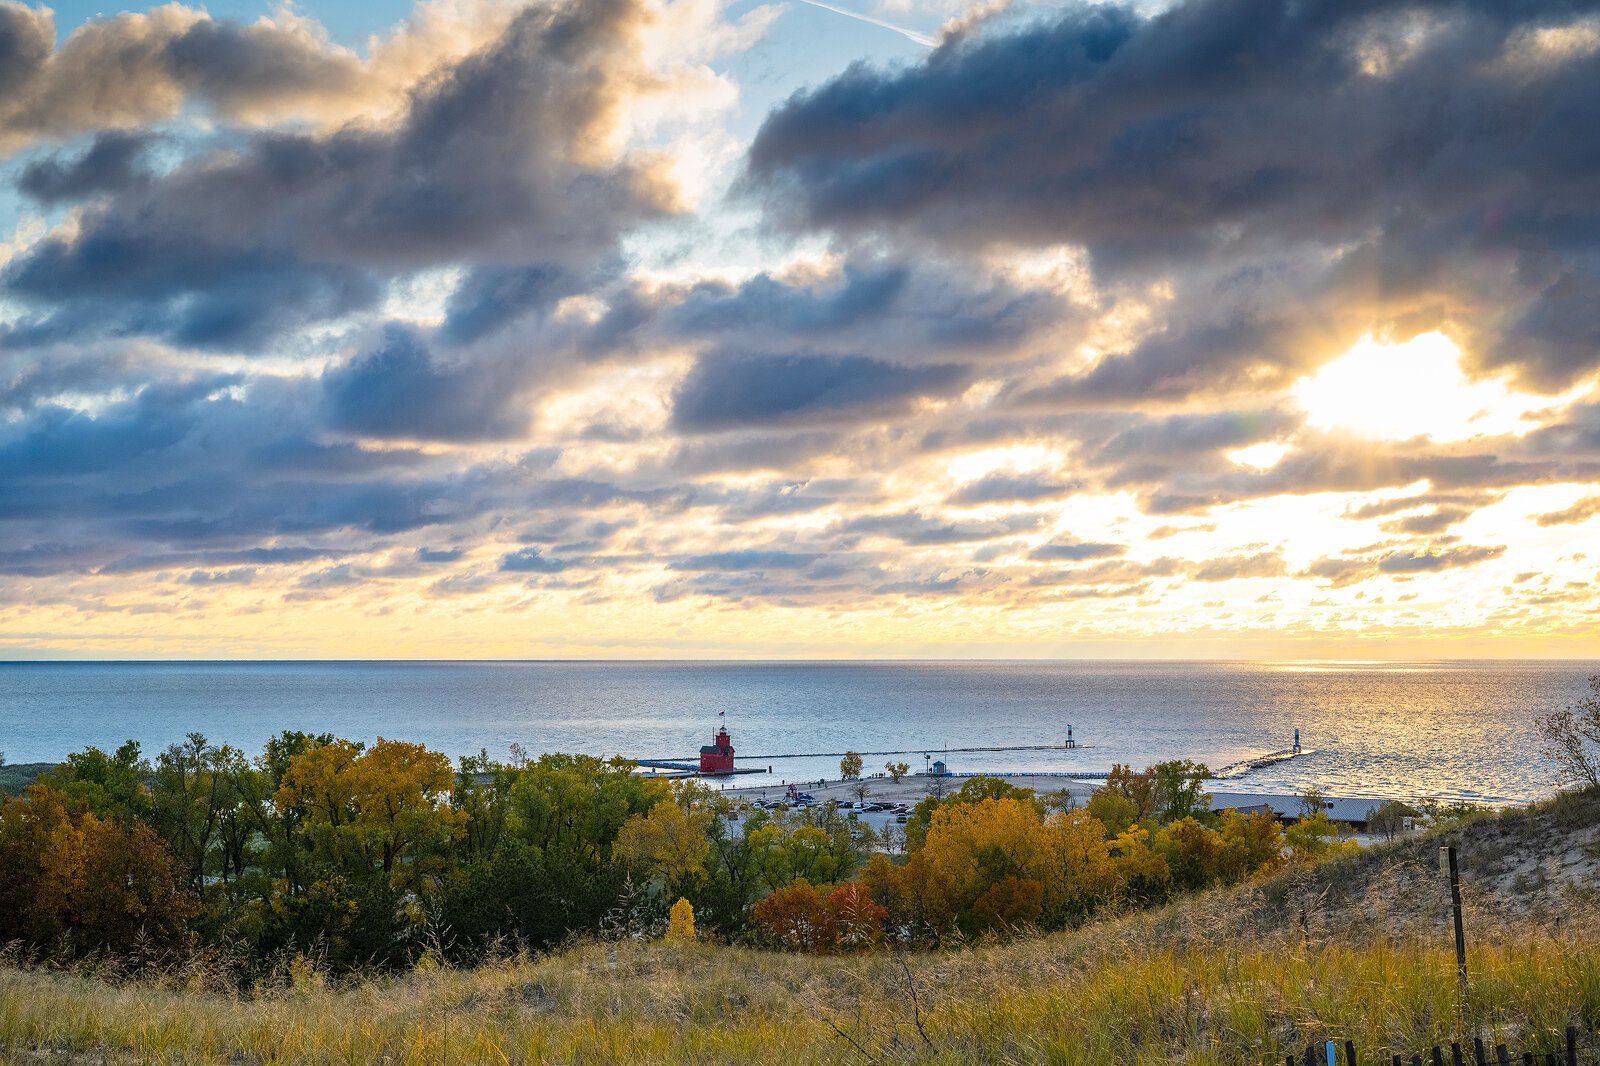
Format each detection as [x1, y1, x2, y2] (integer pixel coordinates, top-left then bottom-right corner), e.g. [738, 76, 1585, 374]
[1291, 332, 1546, 442]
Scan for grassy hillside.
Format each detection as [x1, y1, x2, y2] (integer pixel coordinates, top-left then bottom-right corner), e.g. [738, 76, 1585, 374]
[2, 789, 1598, 1065]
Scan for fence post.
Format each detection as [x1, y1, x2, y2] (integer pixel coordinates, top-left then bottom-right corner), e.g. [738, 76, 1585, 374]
[1475, 1037, 1487, 1066]
[1565, 1027, 1577, 1066]
[1433, 1047, 1444, 1066]
[1441, 845, 1468, 1021]
[1452, 1042, 1464, 1066]
[1347, 1039, 1357, 1066]
[1495, 1045, 1509, 1066]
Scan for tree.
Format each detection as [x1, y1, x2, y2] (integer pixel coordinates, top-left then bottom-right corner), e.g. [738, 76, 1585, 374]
[850, 780, 871, 804]
[840, 752, 863, 780]
[885, 760, 909, 782]
[752, 879, 839, 952]
[1096, 764, 1156, 823]
[1366, 800, 1419, 841]
[1085, 789, 1141, 836]
[1151, 760, 1212, 824]
[1285, 812, 1345, 859]
[1537, 675, 1600, 788]
[1297, 786, 1329, 819]
[615, 797, 712, 888]
[666, 897, 695, 942]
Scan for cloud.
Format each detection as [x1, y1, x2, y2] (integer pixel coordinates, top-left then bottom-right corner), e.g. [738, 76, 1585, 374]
[2, 0, 680, 352]
[1191, 551, 1286, 582]
[17, 131, 155, 204]
[837, 511, 1040, 545]
[671, 550, 821, 571]
[672, 352, 968, 431]
[1029, 539, 1125, 562]
[1535, 496, 1600, 526]
[1377, 544, 1506, 574]
[746, 0, 1600, 391]
[0, 0, 528, 156]
[948, 473, 1079, 505]
[500, 548, 569, 573]
[322, 325, 532, 442]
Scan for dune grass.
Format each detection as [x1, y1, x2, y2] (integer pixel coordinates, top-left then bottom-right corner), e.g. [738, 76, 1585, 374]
[0, 915, 1595, 1064]
[3, 790, 1598, 1064]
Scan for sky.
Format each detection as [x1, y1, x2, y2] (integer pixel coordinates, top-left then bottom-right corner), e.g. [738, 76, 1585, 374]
[1, 0, 1598, 660]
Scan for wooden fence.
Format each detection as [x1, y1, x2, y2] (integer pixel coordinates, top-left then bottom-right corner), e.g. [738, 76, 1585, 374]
[1283, 1026, 1598, 1066]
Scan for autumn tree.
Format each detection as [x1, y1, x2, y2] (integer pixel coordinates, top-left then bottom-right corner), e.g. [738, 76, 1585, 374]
[752, 878, 839, 952]
[840, 752, 863, 780]
[885, 760, 909, 782]
[616, 794, 713, 890]
[0, 783, 195, 957]
[666, 897, 696, 942]
[1093, 764, 1156, 823]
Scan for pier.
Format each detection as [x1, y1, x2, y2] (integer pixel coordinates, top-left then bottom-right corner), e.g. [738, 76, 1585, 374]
[633, 741, 1094, 763]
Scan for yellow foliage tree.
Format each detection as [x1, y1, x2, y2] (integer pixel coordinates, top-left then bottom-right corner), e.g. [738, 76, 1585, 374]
[666, 897, 695, 942]
[615, 799, 712, 887]
[275, 737, 463, 887]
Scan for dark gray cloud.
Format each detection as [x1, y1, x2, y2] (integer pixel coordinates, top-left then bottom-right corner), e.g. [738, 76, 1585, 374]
[747, 0, 1600, 392]
[661, 256, 1068, 363]
[2, 0, 674, 352]
[672, 352, 968, 431]
[322, 325, 532, 442]
[17, 130, 154, 203]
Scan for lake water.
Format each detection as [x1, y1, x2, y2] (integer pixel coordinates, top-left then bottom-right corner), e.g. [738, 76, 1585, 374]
[1, 660, 1595, 803]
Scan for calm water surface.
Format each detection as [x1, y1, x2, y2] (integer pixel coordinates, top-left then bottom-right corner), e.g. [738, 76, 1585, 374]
[1, 660, 1594, 803]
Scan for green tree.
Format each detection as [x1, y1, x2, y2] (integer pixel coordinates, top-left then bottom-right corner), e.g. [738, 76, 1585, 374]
[1151, 760, 1212, 825]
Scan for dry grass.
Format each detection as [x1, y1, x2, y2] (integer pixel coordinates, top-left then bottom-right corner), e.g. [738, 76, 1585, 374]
[3, 790, 1598, 1065]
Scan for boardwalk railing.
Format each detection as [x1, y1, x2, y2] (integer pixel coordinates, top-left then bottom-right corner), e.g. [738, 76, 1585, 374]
[1283, 1026, 1599, 1066]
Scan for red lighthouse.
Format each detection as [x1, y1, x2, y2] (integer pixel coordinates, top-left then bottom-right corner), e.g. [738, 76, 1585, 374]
[699, 726, 735, 774]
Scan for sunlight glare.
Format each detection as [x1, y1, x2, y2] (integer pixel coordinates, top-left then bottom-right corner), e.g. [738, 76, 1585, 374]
[1292, 332, 1545, 442]
[1227, 442, 1290, 470]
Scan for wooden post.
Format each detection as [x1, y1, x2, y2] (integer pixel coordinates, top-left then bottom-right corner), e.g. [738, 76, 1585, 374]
[1347, 1039, 1358, 1066]
[1495, 1045, 1509, 1066]
[1441, 845, 1468, 1017]
[1474, 1037, 1487, 1066]
[1565, 1027, 1577, 1066]
[1433, 1047, 1444, 1066]
[1452, 1042, 1465, 1066]
[1522, 1051, 1533, 1065]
